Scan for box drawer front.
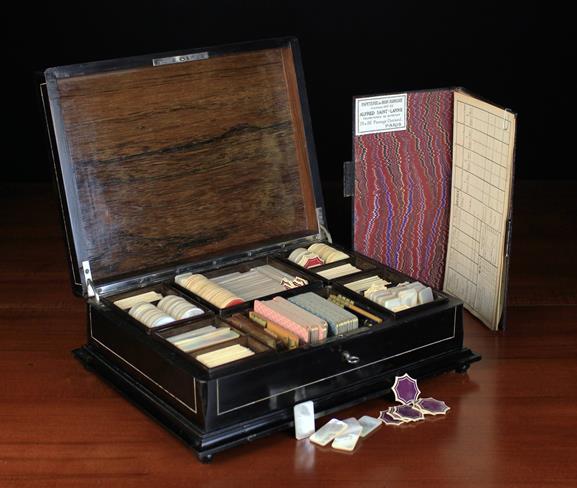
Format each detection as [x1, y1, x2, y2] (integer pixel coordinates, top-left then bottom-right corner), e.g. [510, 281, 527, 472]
[213, 306, 460, 420]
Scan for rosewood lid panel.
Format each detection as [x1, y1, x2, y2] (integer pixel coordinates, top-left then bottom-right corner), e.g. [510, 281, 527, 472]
[45, 40, 320, 286]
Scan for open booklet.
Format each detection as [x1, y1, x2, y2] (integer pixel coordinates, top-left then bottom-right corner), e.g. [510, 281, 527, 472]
[353, 89, 516, 330]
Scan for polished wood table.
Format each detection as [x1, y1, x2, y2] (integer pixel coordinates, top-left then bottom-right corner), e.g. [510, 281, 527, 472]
[1, 180, 576, 487]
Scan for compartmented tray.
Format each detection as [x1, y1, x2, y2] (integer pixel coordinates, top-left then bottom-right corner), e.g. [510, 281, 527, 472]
[221, 284, 389, 342]
[154, 315, 275, 370]
[333, 267, 448, 318]
[98, 262, 451, 378]
[95, 254, 451, 382]
[172, 255, 322, 313]
[278, 243, 382, 282]
[148, 284, 389, 374]
[104, 282, 212, 334]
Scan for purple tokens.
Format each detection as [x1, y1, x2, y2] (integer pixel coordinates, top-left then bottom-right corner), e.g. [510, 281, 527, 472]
[392, 373, 421, 405]
[385, 406, 403, 420]
[391, 405, 425, 422]
[380, 375, 450, 427]
[379, 411, 404, 425]
[415, 397, 450, 415]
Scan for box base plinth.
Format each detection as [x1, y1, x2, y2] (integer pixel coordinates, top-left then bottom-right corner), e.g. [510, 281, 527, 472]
[73, 345, 480, 463]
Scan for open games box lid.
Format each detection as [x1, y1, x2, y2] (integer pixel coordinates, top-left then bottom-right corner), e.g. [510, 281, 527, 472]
[351, 88, 517, 330]
[41, 38, 325, 298]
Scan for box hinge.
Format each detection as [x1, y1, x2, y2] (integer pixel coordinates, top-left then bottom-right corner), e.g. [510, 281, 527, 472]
[343, 160, 355, 197]
[82, 260, 100, 302]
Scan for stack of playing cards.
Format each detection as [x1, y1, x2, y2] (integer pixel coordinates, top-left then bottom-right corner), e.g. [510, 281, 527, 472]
[317, 263, 362, 279]
[254, 296, 328, 345]
[379, 373, 450, 425]
[288, 292, 359, 335]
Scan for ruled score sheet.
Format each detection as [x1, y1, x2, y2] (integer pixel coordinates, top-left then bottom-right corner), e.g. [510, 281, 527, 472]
[443, 92, 516, 330]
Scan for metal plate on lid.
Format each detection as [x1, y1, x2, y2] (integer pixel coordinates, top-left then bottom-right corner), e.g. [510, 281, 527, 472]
[43, 38, 323, 294]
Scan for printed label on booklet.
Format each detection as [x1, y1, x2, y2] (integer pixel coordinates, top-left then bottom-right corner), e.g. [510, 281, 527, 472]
[355, 94, 407, 135]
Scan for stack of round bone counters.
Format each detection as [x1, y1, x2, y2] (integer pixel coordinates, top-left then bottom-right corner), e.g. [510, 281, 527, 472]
[288, 243, 349, 269]
[157, 295, 205, 320]
[309, 243, 349, 263]
[175, 273, 244, 309]
[345, 275, 435, 313]
[288, 248, 323, 268]
[128, 294, 204, 328]
[129, 302, 174, 328]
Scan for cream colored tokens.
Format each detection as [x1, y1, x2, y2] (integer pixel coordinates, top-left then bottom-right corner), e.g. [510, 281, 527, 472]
[297, 251, 318, 266]
[175, 271, 244, 309]
[307, 243, 325, 254]
[325, 250, 349, 263]
[113, 291, 163, 310]
[288, 248, 307, 264]
[196, 344, 254, 368]
[157, 295, 204, 320]
[308, 243, 349, 263]
[288, 247, 326, 268]
[129, 302, 155, 322]
[129, 302, 174, 328]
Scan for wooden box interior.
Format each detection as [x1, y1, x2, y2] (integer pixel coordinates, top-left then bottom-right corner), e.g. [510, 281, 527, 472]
[45, 40, 319, 287]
